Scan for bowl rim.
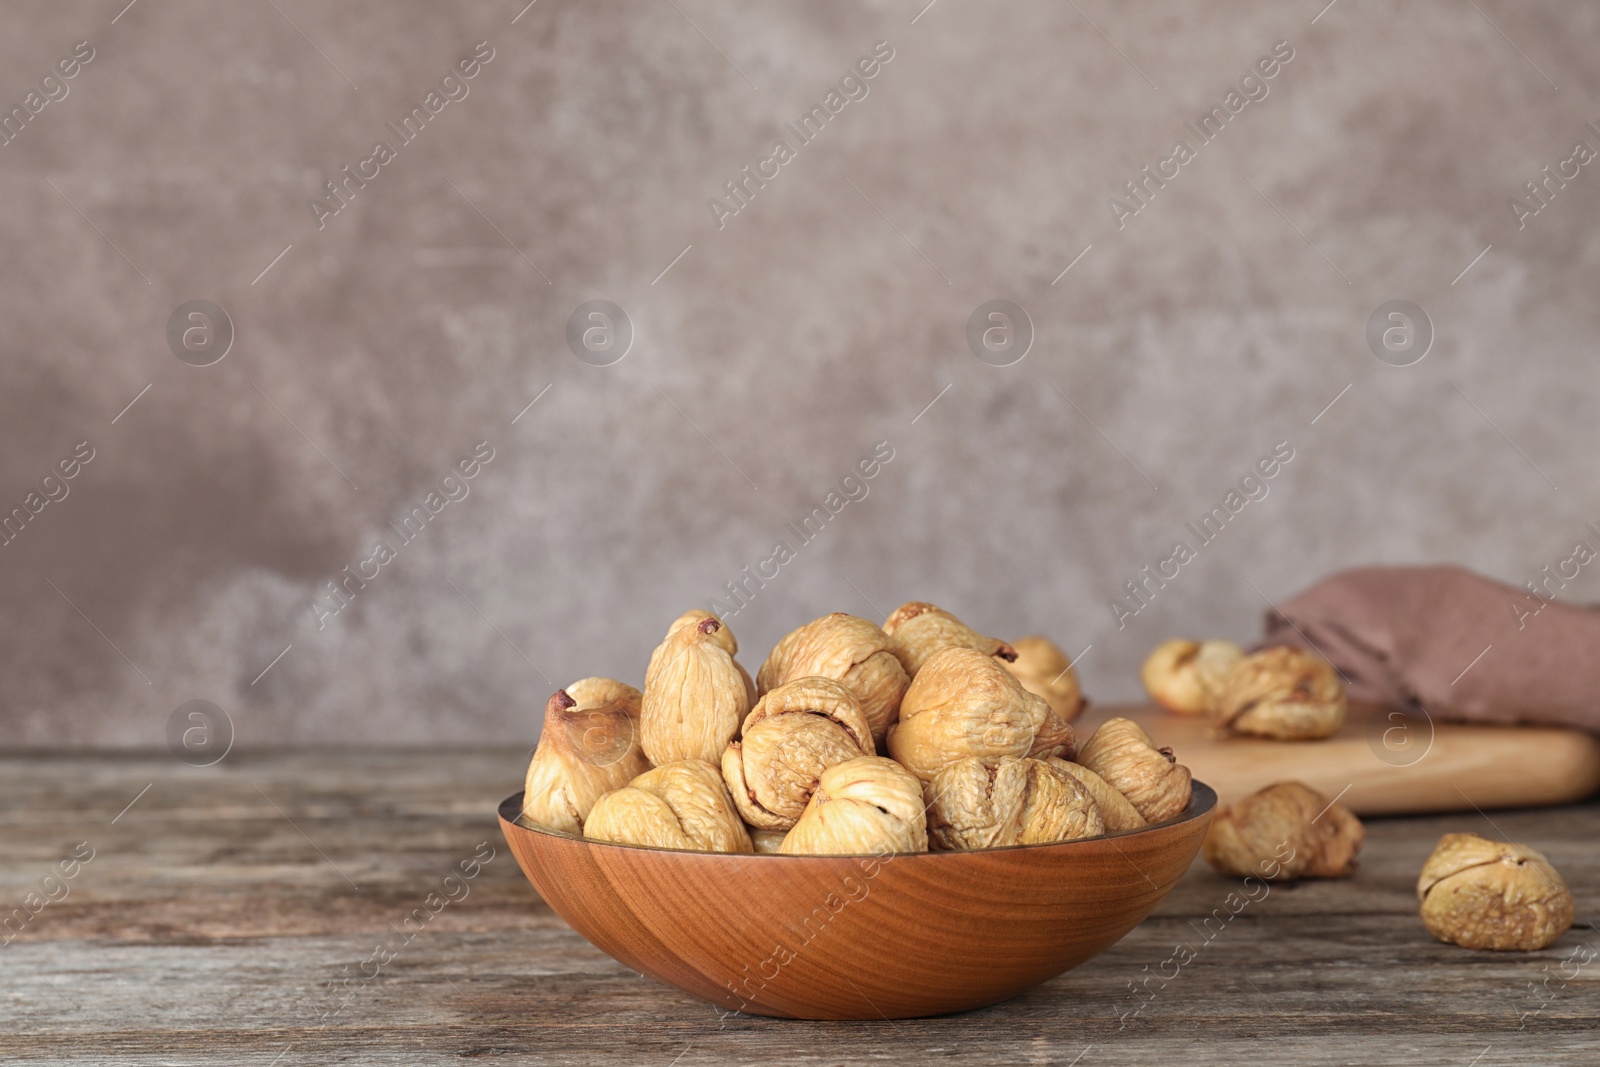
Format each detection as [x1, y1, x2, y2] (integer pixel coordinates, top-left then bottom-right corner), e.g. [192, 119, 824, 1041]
[498, 779, 1216, 860]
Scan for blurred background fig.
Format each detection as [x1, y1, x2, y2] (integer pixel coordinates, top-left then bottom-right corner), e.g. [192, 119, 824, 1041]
[1213, 646, 1346, 740]
[758, 613, 909, 750]
[1203, 781, 1363, 880]
[1003, 635, 1087, 722]
[779, 756, 928, 855]
[1140, 638, 1243, 716]
[518, 681, 649, 834]
[722, 676, 874, 831]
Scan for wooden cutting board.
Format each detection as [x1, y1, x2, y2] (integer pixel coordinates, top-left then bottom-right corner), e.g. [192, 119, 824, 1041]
[1081, 702, 1600, 815]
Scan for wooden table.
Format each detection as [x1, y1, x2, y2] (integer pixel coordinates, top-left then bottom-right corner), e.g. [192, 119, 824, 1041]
[2, 749, 1595, 1065]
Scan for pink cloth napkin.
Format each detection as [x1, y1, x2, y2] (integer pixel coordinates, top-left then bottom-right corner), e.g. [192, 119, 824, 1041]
[1262, 564, 1600, 732]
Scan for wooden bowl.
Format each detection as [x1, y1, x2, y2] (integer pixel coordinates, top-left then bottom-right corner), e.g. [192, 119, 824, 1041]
[497, 782, 1216, 1020]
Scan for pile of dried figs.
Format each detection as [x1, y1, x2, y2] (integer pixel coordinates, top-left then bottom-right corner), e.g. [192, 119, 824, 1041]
[1142, 637, 1575, 953]
[517, 611, 1577, 953]
[517, 604, 1194, 856]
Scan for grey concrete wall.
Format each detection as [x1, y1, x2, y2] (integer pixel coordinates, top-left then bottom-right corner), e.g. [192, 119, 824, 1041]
[2, 0, 1596, 747]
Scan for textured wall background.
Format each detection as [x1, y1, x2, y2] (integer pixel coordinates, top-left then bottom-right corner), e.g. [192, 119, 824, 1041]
[2, 0, 1596, 747]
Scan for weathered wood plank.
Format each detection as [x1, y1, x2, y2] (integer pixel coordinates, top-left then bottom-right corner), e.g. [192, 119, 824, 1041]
[1, 750, 1595, 1065]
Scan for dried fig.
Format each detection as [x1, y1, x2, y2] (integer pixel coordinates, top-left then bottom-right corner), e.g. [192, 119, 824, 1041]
[1141, 638, 1244, 716]
[1003, 635, 1086, 722]
[1213, 646, 1346, 740]
[721, 676, 875, 831]
[641, 613, 752, 764]
[1202, 781, 1363, 880]
[1077, 717, 1192, 823]
[887, 646, 1075, 782]
[882, 601, 1016, 677]
[779, 756, 928, 855]
[758, 613, 909, 749]
[667, 609, 757, 705]
[926, 756, 1103, 851]
[1047, 757, 1145, 833]
[1418, 833, 1574, 951]
[749, 829, 787, 854]
[583, 759, 753, 853]
[518, 681, 649, 834]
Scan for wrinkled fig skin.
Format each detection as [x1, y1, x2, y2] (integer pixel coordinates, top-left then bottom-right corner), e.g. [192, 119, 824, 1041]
[1213, 646, 1347, 741]
[927, 756, 1103, 851]
[882, 601, 1017, 678]
[1047, 757, 1145, 833]
[845, 651, 911, 749]
[583, 760, 753, 853]
[666, 609, 736, 650]
[1077, 717, 1192, 823]
[722, 676, 875, 831]
[666, 609, 757, 705]
[1203, 781, 1364, 880]
[888, 647, 1073, 782]
[1003, 636, 1087, 723]
[641, 615, 752, 765]
[780, 756, 929, 856]
[758, 613, 910, 750]
[519, 682, 649, 835]
[1417, 833, 1574, 951]
[1140, 638, 1244, 717]
[1029, 700, 1078, 763]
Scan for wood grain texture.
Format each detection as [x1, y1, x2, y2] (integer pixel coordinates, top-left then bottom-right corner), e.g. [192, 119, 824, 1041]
[1083, 703, 1600, 815]
[1, 748, 1596, 1065]
[498, 786, 1215, 1019]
